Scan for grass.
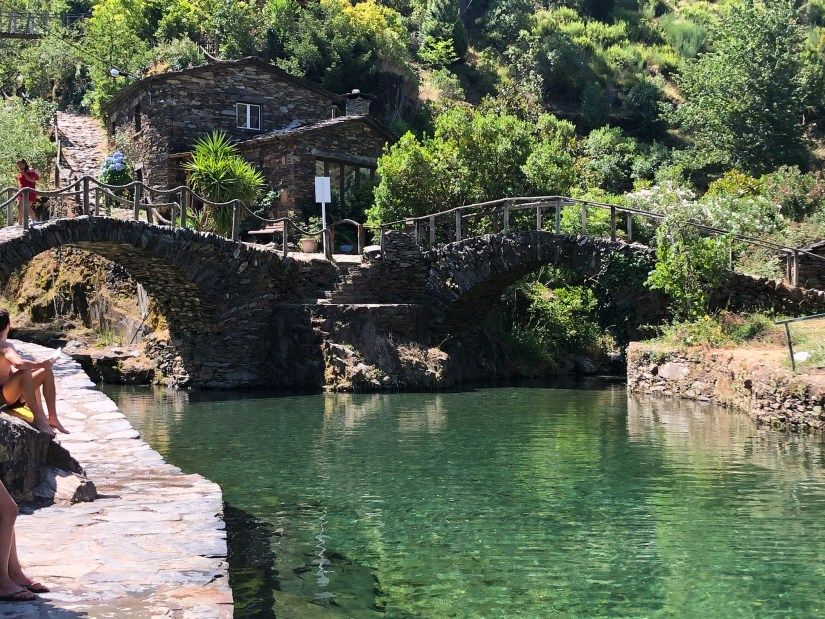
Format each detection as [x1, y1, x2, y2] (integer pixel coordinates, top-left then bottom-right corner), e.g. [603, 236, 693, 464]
[94, 329, 123, 348]
[652, 312, 825, 373]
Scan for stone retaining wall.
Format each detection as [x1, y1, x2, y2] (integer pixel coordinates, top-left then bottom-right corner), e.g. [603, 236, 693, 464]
[628, 343, 825, 433]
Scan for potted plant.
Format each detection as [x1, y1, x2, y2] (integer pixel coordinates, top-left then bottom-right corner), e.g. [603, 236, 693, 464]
[299, 216, 321, 252]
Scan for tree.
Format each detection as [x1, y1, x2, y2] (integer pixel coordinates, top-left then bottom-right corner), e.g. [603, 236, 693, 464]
[419, 0, 467, 67]
[673, 0, 809, 175]
[368, 108, 541, 226]
[646, 204, 730, 320]
[82, 0, 150, 112]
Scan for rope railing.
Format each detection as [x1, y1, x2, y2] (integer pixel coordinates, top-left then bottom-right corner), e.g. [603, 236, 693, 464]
[0, 175, 339, 259]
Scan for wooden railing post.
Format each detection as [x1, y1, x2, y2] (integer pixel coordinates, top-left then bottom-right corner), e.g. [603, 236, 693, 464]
[170, 201, 177, 229]
[21, 189, 29, 230]
[626, 212, 633, 243]
[413, 219, 420, 246]
[580, 202, 587, 235]
[503, 205, 510, 233]
[282, 222, 289, 258]
[555, 198, 561, 234]
[6, 188, 15, 227]
[323, 229, 333, 260]
[180, 189, 188, 229]
[231, 201, 240, 241]
[455, 210, 462, 241]
[380, 225, 386, 256]
[610, 205, 617, 242]
[536, 204, 542, 231]
[429, 215, 436, 246]
[793, 249, 800, 287]
[133, 183, 141, 221]
[82, 176, 90, 216]
[357, 224, 365, 255]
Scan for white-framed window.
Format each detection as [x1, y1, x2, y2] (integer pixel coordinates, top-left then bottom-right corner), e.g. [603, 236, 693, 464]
[236, 103, 261, 130]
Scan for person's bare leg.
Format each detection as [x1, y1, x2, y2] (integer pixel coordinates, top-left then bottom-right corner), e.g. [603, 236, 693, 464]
[0, 482, 34, 599]
[3, 371, 54, 437]
[8, 533, 48, 592]
[31, 367, 66, 434]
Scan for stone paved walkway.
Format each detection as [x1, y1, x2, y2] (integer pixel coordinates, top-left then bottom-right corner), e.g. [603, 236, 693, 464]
[55, 113, 108, 181]
[2, 341, 233, 618]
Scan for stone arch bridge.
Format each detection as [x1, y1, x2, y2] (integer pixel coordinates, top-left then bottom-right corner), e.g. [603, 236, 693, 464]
[1, 218, 824, 389]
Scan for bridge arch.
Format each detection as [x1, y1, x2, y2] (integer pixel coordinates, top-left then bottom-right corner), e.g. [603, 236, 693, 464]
[425, 230, 662, 312]
[0, 218, 287, 387]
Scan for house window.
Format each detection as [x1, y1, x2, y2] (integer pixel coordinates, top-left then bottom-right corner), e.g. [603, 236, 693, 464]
[236, 103, 261, 130]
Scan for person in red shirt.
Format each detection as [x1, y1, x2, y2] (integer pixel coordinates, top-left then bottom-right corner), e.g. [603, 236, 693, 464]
[15, 160, 38, 225]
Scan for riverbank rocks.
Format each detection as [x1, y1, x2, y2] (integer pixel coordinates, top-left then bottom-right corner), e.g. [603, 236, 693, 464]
[628, 343, 825, 432]
[0, 413, 86, 503]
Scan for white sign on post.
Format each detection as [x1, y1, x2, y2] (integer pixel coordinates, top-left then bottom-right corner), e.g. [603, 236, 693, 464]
[314, 176, 331, 204]
[315, 176, 332, 255]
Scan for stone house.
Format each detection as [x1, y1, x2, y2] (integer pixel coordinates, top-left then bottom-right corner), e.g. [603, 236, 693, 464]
[102, 57, 395, 217]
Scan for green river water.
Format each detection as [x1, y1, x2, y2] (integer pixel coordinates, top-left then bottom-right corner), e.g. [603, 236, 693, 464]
[105, 382, 825, 618]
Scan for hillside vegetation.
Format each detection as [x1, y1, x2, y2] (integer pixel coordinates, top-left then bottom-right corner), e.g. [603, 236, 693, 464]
[1, 0, 824, 368]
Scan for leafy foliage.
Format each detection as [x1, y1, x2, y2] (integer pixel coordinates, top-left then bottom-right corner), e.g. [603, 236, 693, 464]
[673, 0, 810, 175]
[0, 99, 55, 188]
[646, 203, 730, 321]
[182, 131, 264, 235]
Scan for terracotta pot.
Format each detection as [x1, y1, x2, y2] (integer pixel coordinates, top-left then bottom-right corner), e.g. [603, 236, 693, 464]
[299, 237, 318, 253]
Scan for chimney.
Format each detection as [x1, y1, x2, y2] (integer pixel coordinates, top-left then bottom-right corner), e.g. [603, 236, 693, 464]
[345, 89, 372, 116]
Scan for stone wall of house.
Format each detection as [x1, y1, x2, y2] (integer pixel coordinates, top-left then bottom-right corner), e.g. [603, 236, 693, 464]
[108, 93, 172, 190]
[796, 247, 825, 290]
[628, 343, 825, 432]
[146, 63, 333, 152]
[241, 118, 388, 215]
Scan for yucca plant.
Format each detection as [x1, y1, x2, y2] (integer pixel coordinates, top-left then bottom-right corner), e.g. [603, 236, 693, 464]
[182, 131, 265, 235]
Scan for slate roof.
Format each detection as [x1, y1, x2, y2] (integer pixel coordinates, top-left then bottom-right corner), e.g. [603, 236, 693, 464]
[168, 115, 395, 159]
[101, 57, 341, 115]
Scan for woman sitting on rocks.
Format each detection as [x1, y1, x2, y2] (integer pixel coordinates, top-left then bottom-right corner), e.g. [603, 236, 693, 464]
[0, 309, 68, 436]
[0, 480, 49, 601]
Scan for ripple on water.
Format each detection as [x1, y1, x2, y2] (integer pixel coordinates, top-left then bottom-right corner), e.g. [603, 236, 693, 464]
[107, 384, 825, 618]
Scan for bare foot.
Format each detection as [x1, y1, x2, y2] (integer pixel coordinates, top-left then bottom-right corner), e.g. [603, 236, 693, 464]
[0, 579, 36, 601]
[10, 571, 49, 593]
[49, 419, 70, 434]
[33, 420, 55, 437]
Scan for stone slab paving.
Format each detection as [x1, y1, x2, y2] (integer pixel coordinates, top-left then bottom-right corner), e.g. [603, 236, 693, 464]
[55, 113, 108, 180]
[3, 341, 233, 618]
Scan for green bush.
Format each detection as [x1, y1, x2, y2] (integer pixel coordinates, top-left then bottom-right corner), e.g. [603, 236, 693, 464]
[182, 131, 265, 235]
[506, 281, 606, 364]
[622, 80, 662, 137]
[149, 37, 205, 72]
[581, 126, 640, 193]
[0, 98, 55, 188]
[760, 166, 825, 220]
[579, 81, 611, 130]
[659, 13, 707, 58]
[646, 203, 731, 320]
